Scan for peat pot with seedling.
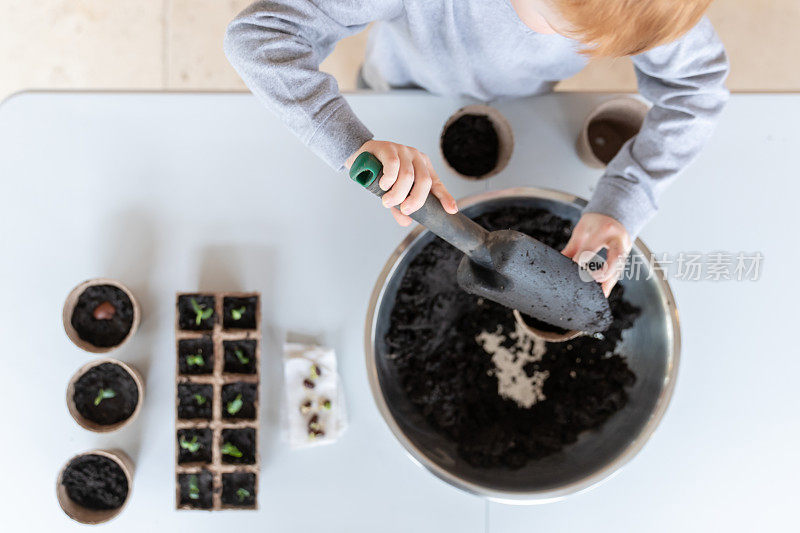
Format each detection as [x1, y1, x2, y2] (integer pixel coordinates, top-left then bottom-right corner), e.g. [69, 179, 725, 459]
[67, 359, 144, 432]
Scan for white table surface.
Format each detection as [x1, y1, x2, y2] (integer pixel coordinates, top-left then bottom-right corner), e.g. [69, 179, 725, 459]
[0, 91, 797, 533]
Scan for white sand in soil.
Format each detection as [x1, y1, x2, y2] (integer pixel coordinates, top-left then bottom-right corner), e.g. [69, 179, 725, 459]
[476, 320, 549, 409]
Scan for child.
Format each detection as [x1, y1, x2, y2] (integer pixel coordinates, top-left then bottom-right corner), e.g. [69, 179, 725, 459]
[224, 0, 728, 295]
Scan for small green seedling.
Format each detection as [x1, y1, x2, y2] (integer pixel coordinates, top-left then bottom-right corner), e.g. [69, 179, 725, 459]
[94, 388, 116, 406]
[185, 353, 205, 367]
[309, 364, 320, 380]
[230, 306, 246, 321]
[193, 393, 207, 405]
[221, 442, 243, 458]
[188, 474, 200, 500]
[234, 348, 249, 365]
[236, 487, 251, 502]
[227, 394, 243, 415]
[190, 298, 214, 326]
[180, 435, 201, 453]
[322, 399, 332, 410]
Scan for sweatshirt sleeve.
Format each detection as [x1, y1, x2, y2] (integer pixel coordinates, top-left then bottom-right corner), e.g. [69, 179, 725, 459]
[224, 0, 403, 170]
[584, 17, 729, 237]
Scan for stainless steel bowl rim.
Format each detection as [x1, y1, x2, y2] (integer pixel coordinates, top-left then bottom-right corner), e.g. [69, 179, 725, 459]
[363, 187, 681, 504]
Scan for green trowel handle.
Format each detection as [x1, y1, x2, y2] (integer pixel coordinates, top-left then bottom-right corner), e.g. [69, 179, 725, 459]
[349, 152, 492, 268]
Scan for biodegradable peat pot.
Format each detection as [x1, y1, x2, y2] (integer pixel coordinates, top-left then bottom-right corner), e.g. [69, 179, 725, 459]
[576, 97, 650, 168]
[67, 358, 144, 432]
[56, 449, 134, 525]
[63, 278, 141, 353]
[440, 104, 514, 180]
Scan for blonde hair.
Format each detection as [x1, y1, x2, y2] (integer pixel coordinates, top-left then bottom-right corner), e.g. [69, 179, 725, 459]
[553, 0, 714, 57]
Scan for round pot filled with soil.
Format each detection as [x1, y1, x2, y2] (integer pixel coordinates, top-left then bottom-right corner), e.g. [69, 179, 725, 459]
[439, 104, 514, 180]
[576, 97, 650, 168]
[63, 278, 141, 353]
[365, 187, 680, 503]
[67, 358, 144, 432]
[56, 449, 133, 524]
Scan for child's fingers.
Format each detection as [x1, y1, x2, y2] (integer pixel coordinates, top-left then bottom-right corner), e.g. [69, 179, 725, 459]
[382, 150, 415, 207]
[426, 158, 458, 214]
[399, 157, 432, 215]
[596, 238, 629, 284]
[376, 147, 401, 191]
[390, 207, 413, 226]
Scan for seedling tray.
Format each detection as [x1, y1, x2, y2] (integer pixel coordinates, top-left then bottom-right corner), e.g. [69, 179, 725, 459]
[175, 292, 261, 510]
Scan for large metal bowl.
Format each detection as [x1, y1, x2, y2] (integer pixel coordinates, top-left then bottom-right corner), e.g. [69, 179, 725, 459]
[364, 188, 680, 504]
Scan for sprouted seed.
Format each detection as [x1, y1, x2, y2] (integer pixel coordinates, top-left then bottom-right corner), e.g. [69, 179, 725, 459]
[236, 488, 250, 502]
[309, 364, 321, 380]
[226, 394, 243, 415]
[190, 298, 214, 326]
[188, 474, 200, 500]
[221, 442, 243, 458]
[234, 348, 249, 365]
[180, 435, 201, 453]
[93, 388, 116, 406]
[193, 394, 207, 405]
[231, 306, 246, 321]
[186, 353, 204, 367]
[321, 398, 332, 410]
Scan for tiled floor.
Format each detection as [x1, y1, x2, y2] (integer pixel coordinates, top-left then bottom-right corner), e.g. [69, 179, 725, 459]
[1, 0, 798, 103]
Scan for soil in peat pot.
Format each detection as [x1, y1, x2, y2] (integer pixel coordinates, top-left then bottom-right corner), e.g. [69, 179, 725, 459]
[222, 296, 258, 330]
[178, 337, 214, 376]
[70, 285, 134, 348]
[62, 454, 128, 510]
[587, 118, 639, 165]
[384, 206, 640, 469]
[177, 383, 213, 420]
[221, 472, 256, 507]
[220, 428, 256, 465]
[223, 340, 257, 374]
[221, 382, 258, 420]
[177, 295, 216, 331]
[441, 114, 500, 178]
[177, 428, 213, 464]
[73, 363, 139, 426]
[178, 470, 213, 509]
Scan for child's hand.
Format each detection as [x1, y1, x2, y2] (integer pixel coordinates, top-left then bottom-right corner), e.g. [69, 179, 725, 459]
[346, 140, 458, 226]
[561, 213, 632, 298]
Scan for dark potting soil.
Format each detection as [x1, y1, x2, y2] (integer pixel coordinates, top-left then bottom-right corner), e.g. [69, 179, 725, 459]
[177, 428, 213, 464]
[221, 382, 258, 420]
[178, 337, 214, 375]
[223, 339, 257, 374]
[73, 363, 139, 425]
[222, 296, 258, 330]
[70, 285, 134, 348]
[221, 472, 256, 507]
[177, 383, 213, 420]
[221, 428, 256, 464]
[587, 118, 639, 165]
[178, 470, 213, 509]
[177, 294, 216, 331]
[441, 114, 499, 178]
[384, 206, 640, 469]
[62, 454, 128, 510]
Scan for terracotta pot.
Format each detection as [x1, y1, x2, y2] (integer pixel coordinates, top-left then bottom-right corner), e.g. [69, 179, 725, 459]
[66, 358, 144, 433]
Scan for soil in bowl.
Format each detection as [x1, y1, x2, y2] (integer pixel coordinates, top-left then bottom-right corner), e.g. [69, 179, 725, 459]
[177, 428, 213, 464]
[221, 473, 256, 507]
[221, 382, 257, 420]
[220, 428, 256, 464]
[384, 206, 640, 469]
[222, 296, 258, 330]
[177, 383, 213, 420]
[178, 470, 213, 509]
[178, 295, 216, 331]
[587, 118, 639, 165]
[70, 285, 134, 348]
[178, 337, 214, 376]
[73, 362, 139, 426]
[441, 114, 499, 178]
[223, 340, 257, 374]
[61, 454, 129, 511]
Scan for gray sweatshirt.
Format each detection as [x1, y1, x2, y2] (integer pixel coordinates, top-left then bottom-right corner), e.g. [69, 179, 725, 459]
[224, 0, 729, 237]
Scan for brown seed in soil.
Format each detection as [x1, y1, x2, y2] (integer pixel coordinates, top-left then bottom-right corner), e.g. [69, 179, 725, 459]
[92, 301, 117, 320]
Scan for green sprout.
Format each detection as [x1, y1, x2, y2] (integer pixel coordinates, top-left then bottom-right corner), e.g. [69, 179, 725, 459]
[93, 388, 116, 406]
[185, 353, 205, 367]
[180, 435, 201, 453]
[193, 393, 207, 405]
[236, 487, 251, 502]
[309, 364, 320, 380]
[322, 399, 332, 410]
[234, 348, 249, 365]
[226, 394, 243, 415]
[221, 442, 243, 458]
[190, 298, 213, 326]
[188, 474, 200, 500]
[230, 306, 246, 321]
